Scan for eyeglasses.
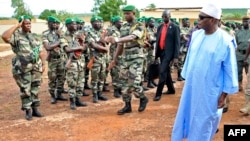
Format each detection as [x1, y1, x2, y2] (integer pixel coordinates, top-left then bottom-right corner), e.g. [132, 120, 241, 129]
[199, 15, 213, 20]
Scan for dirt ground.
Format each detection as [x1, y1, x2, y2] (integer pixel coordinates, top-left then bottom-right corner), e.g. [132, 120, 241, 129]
[0, 48, 250, 141]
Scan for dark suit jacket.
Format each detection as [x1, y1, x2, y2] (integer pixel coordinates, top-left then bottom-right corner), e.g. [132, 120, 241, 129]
[155, 22, 180, 61]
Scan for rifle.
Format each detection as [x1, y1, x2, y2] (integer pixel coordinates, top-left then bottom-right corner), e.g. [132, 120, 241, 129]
[65, 32, 85, 68]
[87, 29, 109, 70]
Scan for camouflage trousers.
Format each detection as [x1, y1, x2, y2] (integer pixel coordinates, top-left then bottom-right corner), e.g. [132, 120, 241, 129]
[176, 51, 187, 71]
[120, 58, 145, 102]
[237, 60, 245, 82]
[110, 57, 123, 90]
[48, 58, 65, 96]
[91, 56, 106, 94]
[66, 60, 85, 98]
[145, 48, 155, 79]
[12, 68, 42, 110]
[84, 54, 90, 83]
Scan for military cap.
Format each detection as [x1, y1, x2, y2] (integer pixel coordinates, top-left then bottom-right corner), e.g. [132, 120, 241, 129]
[75, 17, 85, 24]
[147, 17, 155, 22]
[182, 17, 189, 21]
[47, 16, 60, 23]
[18, 15, 31, 22]
[156, 18, 163, 23]
[137, 18, 145, 22]
[90, 15, 102, 22]
[122, 5, 136, 11]
[194, 20, 198, 25]
[175, 21, 180, 25]
[242, 15, 250, 20]
[65, 18, 76, 24]
[112, 16, 122, 23]
[170, 18, 176, 22]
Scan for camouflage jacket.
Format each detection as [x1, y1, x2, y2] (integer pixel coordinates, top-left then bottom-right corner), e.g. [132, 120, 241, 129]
[235, 29, 250, 60]
[10, 30, 43, 73]
[107, 25, 121, 59]
[120, 20, 146, 60]
[180, 27, 191, 44]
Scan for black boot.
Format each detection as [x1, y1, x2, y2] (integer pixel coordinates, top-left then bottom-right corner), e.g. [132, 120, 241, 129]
[138, 96, 148, 112]
[177, 70, 184, 81]
[93, 93, 98, 103]
[51, 94, 57, 104]
[75, 97, 87, 107]
[103, 86, 110, 92]
[98, 91, 108, 101]
[69, 98, 76, 110]
[25, 109, 32, 120]
[147, 81, 155, 88]
[84, 82, 91, 89]
[82, 90, 89, 96]
[113, 89, 121, 98]
[56, 91, 68, 101]
[117, 102, 132, 115]
[32, 107, 44, 117]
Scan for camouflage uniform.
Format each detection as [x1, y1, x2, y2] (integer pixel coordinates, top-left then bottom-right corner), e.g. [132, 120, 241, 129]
[86, 28, 107, 95]
[107, 25, 123, 90]
[10, 30, 43, 110]
[119, 20, 146, 102]
[235, 28, 250, 89]
[42, 30, 66, 98]
[146, 27, 156, 71]
[60, 31, 85, 99]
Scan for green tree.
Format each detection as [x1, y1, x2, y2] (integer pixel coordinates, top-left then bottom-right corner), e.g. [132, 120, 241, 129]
[91, 0, 105, 14]
[146, 3, 156, 9]
[98, 0, 127, 21]
[56, 10, 75, 23]
[11, 0, 33, 18]
[38, 9, 57, 20]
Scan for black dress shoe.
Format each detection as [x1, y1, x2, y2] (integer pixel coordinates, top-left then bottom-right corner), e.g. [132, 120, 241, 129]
[163, 90, 175, 95]
[223, 107, 228, 113]
[153, 96, 161, 101]
[147, 81, 155, 88]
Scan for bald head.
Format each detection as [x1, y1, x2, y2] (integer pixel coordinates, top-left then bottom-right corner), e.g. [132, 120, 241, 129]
[162, 10, 171, 24]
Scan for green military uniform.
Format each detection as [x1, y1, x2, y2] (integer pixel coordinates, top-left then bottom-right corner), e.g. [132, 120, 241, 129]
[107, 16, 123, 96]
[235, 16, 250, 90]
[10, 16, 43, 115]
[42, 16, 67, 103]
[119, 5, 148, 106]
[86, 16, 108, 102]
[60, 18, 87, 109]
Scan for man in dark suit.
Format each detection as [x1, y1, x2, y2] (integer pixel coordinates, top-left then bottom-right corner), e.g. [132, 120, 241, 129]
[153, 10, 180, 101]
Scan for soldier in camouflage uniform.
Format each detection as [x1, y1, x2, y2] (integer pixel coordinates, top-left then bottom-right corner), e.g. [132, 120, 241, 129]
[177, 17, 191, 81]
[107, 5, 149, 115]
[85, 16, 109, 103]
[42, 16, 68, 104]
[145, 17, 157, 88]
[235, 16, 250, 91]
[2, 15, 44, 120]
[107, 16, 123, 98]
[60, 18, 88, 110]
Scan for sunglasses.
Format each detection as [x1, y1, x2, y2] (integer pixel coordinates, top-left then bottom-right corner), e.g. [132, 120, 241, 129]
[199, 15, 213, 20]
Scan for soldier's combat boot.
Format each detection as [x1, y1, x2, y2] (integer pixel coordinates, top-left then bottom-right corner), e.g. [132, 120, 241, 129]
[117, 102, 132, 115]
[69, 98, 76, 110]
[82, 90, 90, 96]
[98, 91, 108, 101]
[177, 70, 184, 81]
[56, 91, 68, 101]
[75, 97, 87, 107]
[147, 81, 155, 88]
[25, 109, 32, 120]
[84, 81, 91, 89]
[138, 96, 148, 112]
[113, 89, 121, 98]
[32, 107, 44, 117]
[93, 93, 98, 103]
[103, 86, 110, 92]
[51, 94, 57, 104]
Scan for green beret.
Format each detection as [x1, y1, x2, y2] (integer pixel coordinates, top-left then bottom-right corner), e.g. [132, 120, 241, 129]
[170, 18, 176, 22]
[47, 16, 60, 23]
[156, 18, 163, 23]
[175, 21, 180, 25]
[112, 16, 122, 23]
[65, 18, 76, 24]
[18, 15, 31, 22]
[137, 18, 144, 22]
[194, 20, 198, 25]
[91, 16, 102, 22]
[147, 17, 155, 22]
[242, 15, 250, 20]
[122, 5, 136, 11]
[182, 17, 189, 21]
[74, 17, 85, 24]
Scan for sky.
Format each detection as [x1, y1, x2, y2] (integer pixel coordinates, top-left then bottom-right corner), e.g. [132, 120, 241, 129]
[0, 0, 249, 17]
